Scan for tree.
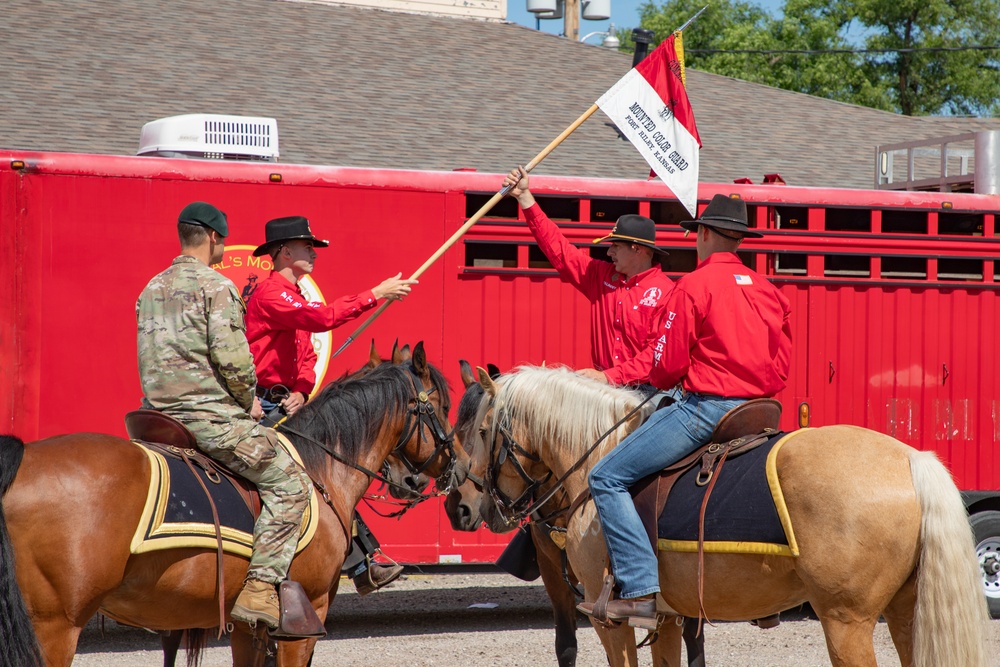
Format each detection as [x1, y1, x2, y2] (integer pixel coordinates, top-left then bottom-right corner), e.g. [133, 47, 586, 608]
[631, 0, 1000, 115]
[838, 0, 1000, 115]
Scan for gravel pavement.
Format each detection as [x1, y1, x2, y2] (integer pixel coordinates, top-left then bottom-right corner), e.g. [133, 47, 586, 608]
[70, 568, 1000, 666]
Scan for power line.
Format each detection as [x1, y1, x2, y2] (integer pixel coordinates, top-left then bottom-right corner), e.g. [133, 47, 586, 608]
[687, 45, 1000, 55]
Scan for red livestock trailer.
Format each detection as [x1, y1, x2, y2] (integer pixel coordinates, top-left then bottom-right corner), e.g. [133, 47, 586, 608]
[2, 148, 998, 614]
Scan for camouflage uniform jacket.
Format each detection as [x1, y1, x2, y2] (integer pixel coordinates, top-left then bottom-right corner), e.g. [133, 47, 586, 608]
[136, 255, 257, 423]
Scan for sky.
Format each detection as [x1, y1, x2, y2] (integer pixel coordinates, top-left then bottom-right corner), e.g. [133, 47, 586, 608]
[506, 0, 786, 40]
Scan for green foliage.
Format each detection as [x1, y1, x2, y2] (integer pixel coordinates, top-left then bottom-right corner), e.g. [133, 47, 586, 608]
[630, 0, 1000, 116]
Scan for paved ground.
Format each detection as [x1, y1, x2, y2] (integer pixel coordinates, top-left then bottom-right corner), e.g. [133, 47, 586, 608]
[71, 568, 1000, 666]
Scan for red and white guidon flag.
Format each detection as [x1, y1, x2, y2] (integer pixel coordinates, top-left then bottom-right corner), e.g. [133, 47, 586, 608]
[597, 32, 701, 216]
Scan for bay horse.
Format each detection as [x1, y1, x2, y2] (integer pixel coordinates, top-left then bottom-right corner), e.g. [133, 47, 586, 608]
[468, 366, 989, 667]
[445, 361, 705, 667]
[0, 353, 458, 667]
[160, 340, 458, 666]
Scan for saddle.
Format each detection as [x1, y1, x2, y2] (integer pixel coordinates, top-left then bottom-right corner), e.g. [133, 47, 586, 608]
[630, 398, 783, 549]
[124, 409, 262, 518]
[124, 409, 324, 639]
[631, 398, 783, 630]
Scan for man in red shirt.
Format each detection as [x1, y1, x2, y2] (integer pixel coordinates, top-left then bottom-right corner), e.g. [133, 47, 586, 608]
[502, 167, 673, 386]
[245, 215, 415, 595]
[577, 194, 792, 625]
[245, 216, 414, 418]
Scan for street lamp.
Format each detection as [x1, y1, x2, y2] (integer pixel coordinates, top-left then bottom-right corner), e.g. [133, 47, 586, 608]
[580, 22, 620, 49]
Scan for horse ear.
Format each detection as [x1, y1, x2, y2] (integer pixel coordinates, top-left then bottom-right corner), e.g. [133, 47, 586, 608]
[391, 338, 404, 365]
[459, 360, 475, 388]
[400, 344, 412, 362]
[368, 339, 382, 368]
[412, 341, 428, 376]
[487, 363, 501, 380]
[476, 366, 498, 397]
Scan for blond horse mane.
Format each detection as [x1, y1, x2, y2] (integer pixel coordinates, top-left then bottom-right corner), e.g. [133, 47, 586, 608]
[490, 366, 654, 465]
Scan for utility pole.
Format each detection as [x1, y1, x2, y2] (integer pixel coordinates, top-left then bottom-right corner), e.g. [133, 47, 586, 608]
[564, 0, 579, 40]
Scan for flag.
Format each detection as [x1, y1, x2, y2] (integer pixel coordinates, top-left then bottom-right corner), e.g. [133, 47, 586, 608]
[597, 32, 701, 216]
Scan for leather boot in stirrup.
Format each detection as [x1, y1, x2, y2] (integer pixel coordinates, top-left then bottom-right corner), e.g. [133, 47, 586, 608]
[231, 579, 280, 629]
[353, 563, 405, 596]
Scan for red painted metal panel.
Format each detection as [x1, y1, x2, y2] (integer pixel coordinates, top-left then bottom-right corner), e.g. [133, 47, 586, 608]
[2, 149, 999, 564]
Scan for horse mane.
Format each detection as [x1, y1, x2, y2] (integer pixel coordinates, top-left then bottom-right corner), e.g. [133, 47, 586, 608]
[455, 382, 484, 439]
[423, 362, 452, 416]
[280, 360, 451, 474]
[491, 366, 652, 460]
[281, 363, 414, 473]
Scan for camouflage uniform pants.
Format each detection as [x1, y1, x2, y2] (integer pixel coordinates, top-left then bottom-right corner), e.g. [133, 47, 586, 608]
[185, 417, 312, 584]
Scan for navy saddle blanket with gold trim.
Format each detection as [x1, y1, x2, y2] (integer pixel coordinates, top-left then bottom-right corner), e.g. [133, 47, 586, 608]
[158, 454, 256, 535]
[657, 432, 788, 552]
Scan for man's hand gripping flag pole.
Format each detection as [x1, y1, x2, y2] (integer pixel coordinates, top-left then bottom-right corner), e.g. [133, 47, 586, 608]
[333, 8, 707, 358]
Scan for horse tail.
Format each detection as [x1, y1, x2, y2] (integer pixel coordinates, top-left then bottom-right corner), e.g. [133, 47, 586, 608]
[184, 628, 209, 667]
[909, 449, 989, 667]
[0, 435, 43, 667]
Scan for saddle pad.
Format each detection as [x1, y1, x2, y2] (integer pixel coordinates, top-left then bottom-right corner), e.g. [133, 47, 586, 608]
[657, 429, 807, 557]
[129, 434, 319, 557]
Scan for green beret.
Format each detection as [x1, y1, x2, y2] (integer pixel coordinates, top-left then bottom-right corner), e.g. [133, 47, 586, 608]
[178, 201, 229, 237]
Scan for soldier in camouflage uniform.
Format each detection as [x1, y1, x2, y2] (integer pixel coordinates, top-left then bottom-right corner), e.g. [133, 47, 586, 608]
[136, 201, 312, 632]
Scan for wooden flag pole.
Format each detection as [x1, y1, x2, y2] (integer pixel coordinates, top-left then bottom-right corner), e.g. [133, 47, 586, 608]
[332, 103, 601, 357]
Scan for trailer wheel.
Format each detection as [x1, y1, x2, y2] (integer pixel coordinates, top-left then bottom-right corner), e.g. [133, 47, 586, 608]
[970, 510, 1000, 619]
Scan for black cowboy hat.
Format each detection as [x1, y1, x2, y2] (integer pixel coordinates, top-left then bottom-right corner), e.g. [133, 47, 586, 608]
[252, 216, 331, 257]
[592, 214, 668, 255]
[680, 194, 763, 238]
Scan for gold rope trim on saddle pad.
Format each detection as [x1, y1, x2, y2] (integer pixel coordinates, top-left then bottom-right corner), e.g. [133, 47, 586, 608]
[129, 433, 319, 557]
[657, 429, 809, 557]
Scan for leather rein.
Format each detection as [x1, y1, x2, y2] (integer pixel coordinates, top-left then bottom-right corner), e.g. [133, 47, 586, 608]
[275, 366, 458, 512]
[484, 391, 656, 529]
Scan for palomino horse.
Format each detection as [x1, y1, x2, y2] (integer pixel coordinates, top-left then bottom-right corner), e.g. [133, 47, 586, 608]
[0, 351, 459, 667]
[469, 366, 989, 667]
[445, 360, 584, 667]
[445, 361, 705, 667]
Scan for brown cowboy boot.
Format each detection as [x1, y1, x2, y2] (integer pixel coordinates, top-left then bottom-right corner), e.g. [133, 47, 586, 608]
[353, 563, 405, 596]
[577, 596, 657, 627]
[231, 579, 280, 629]
[576, 575, 665, 630]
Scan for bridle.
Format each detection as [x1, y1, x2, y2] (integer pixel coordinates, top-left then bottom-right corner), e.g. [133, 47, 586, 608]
[386, 365, 461, 495]
[275, 366, 457, 503]
[483, 391, 656, 529]
[485, 414, 552, 527]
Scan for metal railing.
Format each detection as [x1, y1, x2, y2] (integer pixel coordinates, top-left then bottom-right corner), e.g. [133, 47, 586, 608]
[875, 130, 1000, 194]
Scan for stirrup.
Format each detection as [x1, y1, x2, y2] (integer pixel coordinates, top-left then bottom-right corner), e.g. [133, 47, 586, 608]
[592, 574, 617, 626]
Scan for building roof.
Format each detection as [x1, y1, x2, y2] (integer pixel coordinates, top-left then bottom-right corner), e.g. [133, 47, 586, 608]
[3, 0, 998, 189]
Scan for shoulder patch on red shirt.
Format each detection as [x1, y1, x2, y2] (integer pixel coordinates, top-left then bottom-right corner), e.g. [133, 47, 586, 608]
[734, 274, 753, 285]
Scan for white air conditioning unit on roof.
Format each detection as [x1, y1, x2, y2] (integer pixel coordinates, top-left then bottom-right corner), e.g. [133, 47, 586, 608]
[138, 114, 279, 162]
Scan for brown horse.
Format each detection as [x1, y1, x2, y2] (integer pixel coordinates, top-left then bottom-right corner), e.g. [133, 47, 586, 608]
[468, 366, 989, 667]
[0, 349, 458, 667]
[447, 362, 705, 667]
[159, 340, 457, 666]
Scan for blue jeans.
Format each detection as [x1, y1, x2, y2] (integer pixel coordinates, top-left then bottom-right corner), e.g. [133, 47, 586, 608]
[589, 393, 745, 598]
[259, 395, 283, 428]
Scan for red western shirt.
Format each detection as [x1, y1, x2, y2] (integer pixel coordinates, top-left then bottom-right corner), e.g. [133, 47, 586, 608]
[245, 272, 378, 395]
[524, 204, 674, 386]
[648, 252, 792, 397]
